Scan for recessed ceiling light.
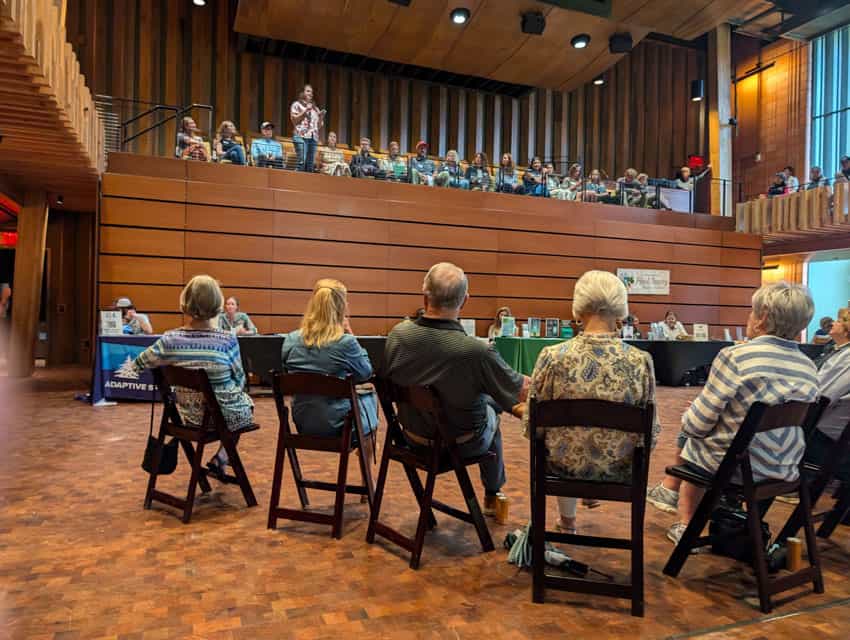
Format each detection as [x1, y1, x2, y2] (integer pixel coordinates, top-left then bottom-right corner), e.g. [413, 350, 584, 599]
[593, 76, 605, 86]
[571, 34, 591, 49]
[193, 0, 206, 7]
[450, 8, 470, 24]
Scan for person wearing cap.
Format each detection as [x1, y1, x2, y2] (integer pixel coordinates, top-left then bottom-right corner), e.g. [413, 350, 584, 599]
[349, 137, 380, 178]
[290, 84, 325, 172]
[115, 298, 153, 335]
[319, 131, 351, 177]
[410, 141, 436, 186]
[251, 122, 285, 169]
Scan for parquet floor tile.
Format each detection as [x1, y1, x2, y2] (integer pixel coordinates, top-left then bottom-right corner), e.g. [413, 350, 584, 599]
[2, 367, 850, 639]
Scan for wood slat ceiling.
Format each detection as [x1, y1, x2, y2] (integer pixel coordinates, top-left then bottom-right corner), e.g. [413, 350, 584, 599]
[234, 0, 767, 92]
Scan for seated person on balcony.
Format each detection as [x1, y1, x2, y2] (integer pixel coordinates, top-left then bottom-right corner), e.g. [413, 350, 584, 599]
[495, 153, 524, 194]
[807, 166, 828, 189]
[435, 150, 469, 188]
[783, 166, 800, 192]
[582, 169, 608, 201]
[319, 131, 351, 177]
[410, 141, 436, 185]
[349, 137, 380, 178]
[654, 283, 818, 546]
[618, 168, 645, 207]
[767, 172, 787, 197]
[115, 297, 153, 335]
[837, 155, 850, 182]
[213, 120, 245, 165]
[550, 163, 580, 200]
[522, 157, 548, 197]
[465, 151, 491, 191]
[674, 164, 711, 191]
[383, 262, 530, 516]
[379, 141, 408, 182]
[218, 296, 257, 336]
[251, 122, 285, 169]
[637, 172, 658, 207]
[177, 117, 209, 161]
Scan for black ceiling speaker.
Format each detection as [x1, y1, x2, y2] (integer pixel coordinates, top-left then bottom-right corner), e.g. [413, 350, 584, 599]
[609, 32, 633, 54]
[388, 0, 412, 6]
[521, 11, 546, 35]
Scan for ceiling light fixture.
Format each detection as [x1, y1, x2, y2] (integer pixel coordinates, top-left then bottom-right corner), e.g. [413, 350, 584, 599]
[593, 75, 604, 86]
[192, 0, 206, 7]
[690, 79, 705, 102]
[450, 8, 470, 25]
[570, 34, 591, 49]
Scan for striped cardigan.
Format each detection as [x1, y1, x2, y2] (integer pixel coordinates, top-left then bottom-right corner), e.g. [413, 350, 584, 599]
[681, 335, 819, 482]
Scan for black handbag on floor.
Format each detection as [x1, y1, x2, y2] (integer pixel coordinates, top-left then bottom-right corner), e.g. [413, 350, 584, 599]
[141, 389, 178, 475]
[708, 503, 771, 563]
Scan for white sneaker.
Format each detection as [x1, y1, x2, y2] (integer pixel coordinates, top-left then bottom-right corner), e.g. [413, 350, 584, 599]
[666, 522, 707, 554]
[647, 483, 679, 514]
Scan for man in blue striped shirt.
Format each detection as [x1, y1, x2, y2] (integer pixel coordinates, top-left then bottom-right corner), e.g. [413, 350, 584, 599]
[660, 282, 819, 545]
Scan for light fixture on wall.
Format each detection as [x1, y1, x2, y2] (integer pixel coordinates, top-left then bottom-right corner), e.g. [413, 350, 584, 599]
[450, 8, 470, 24]
[690, 79, 705, 102]
[192, 0, 207, 6]
[762, 264, 779, 270]
[571, 34, 591, 49]
[593, 75, 605, 86]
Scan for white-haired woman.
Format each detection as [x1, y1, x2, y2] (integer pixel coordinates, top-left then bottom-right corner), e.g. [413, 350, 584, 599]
[649, 282, 819, 545]
[133, 275, 254, 476]
[281, 279, 378, 437]
[522, 270, 660, 533]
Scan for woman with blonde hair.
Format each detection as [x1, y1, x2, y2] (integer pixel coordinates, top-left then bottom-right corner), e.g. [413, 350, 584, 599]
[213, 120, 245, 165]
[281, 279, 378, 437]
[177, 116, 209, 161]
[133, 275, 253, 475]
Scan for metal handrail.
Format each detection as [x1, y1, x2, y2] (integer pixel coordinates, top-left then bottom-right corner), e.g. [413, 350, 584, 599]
[120, 103, 215, 151]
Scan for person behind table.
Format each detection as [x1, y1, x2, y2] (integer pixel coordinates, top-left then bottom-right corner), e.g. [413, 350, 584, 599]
[487, 306, 513, 341]
[319, 131, 351, 177]
[349, 136, 380, 179]
[281, 279, 378, 438]
[176, 116, 209, 161]
[659, 310, 687, 340]
[132, 275, 254, 477]
[379, 141, 408, 182]
[522, 156, 548, 197]
[465, 151, 491, 192]
[383, 263, 531, 515]
[622, 314, 643, 339]
[435, 150, 468, 189]
[219, 296, 257, 336]
[290, 83, 325, 172]
[521, 270, 660, 533]
[495, 152, 524, 194]
[115, 297, 153, 335]
[252, 121, 285, 169]
[410, 141, 436, 186]
[213, 120, 245, 165]
[650, 283, 818, 546]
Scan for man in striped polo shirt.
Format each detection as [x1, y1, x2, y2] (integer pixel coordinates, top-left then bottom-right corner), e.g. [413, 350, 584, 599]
[666, 282, 819, 545]
[384, 262, 530, 514]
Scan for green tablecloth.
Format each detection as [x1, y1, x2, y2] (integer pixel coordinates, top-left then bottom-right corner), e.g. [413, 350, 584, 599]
[494, 337, 568, 375]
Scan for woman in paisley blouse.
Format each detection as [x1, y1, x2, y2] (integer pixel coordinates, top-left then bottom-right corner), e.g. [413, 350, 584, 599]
[522, 270, 660, 533]
[319, 131, 351, 176]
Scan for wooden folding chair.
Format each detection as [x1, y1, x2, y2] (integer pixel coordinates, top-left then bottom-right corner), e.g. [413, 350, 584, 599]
[366, 379, 494, 569]
[663, 400, 824, 614]
[528, 397, 655, 616]
[144, 366, 259, 524]
[268, 372, 375, 539]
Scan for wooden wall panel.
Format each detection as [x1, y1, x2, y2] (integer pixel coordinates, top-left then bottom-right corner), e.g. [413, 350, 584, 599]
[68, 0, 707, 181]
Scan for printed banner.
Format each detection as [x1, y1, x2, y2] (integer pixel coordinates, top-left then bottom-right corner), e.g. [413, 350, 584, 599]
[617, 268, 671, 295]
[100, 340, 156, 400]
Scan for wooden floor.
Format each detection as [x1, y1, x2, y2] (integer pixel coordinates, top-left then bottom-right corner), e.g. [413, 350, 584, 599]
[3, 367, 850, 640]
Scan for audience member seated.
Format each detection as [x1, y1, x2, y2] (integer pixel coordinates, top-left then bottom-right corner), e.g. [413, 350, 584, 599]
[410, 141, 436, 186]
[783, 165, 800, 192]
[435, 150, 468, 189]
[551, 163, 581, 201]
[768, 172, 787, 197]
[379, 141, 407, 182]
[637, 173, 655, 207]
[521, 270, 660, 533]
[383, 262, 530, 515]
[495, 153, 524, 194]
[349, 137, 380, 179]
[582, 169, 608, 201]
[280, 278, 378, 437]
[647, 282, 818, 545]
[523, 157, 548, 197]
[618, 168, 645, 207]
[814, 316, 834, 343]
[542, 162, 563, 199]
[465, 152, 491, 191]
[674, 164, 710, 191]
[487, 305, 513, 341]
[213, 120, 245, 165]
[132, 275, 254, 477]
[805, 308, 850, 482]
[115, 297, 153, 335]
[218, 296, 257, 336]
[660, 310, 687, 340]
[252, 121, 285, 169]
[177, 116, 209, 161]
[319, 131, 351, 177]
[807, 166, 828, 189]
[290, 84, 324, 172]
[840, 155, 850, 182]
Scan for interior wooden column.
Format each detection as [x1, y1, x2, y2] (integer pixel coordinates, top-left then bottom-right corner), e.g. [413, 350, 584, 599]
[708, 24, 733, 216]
[8, 192, 49, 378]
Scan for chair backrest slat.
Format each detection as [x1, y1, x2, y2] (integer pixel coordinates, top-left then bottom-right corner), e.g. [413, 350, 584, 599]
[375, 378, 452, 446]
[530, 397, 654, 435]
[155, 365, 224, 431]
[273, 371, 353, 399]
[752, 401, 814, 433]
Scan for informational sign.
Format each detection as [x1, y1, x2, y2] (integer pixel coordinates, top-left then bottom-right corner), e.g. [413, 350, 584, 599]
[460, 318, 476, 337]
[99, 339, 156, 400]
[99, 310, 123, 336]
[693, 324, 709, 341]
[617, 268, 671, 295]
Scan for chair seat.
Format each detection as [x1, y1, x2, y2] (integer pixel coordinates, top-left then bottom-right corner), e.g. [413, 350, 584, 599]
[392, 440, 494, 473]
[666, 464, 798, 495]
[545, 473, 630, 487]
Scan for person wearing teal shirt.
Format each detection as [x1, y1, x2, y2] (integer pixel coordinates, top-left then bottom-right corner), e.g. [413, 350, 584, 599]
[218, 297, 257, 336]
[251, 122, 285, 169]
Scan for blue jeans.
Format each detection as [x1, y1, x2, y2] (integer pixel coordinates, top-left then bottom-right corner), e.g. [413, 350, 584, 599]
[222, 145, 245, 165]
[293, 136, 317, 172]
[455, 404, 506, 494]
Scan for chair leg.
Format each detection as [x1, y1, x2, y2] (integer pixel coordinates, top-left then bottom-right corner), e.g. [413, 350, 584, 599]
[366, 444, 393, 544]
[180, 439, 211, 493]
[631, 490, 646, 617]
[182, 440, 206, 524]
[287, 446, 310, 509]
[817, 484, 850, 539]
[267, 424, 288, 530]
[663, 485, 720, 577]
[403, 463, 437, 530]
[221, 432, 257, 508]
[531, 470, 546, 604]
[144, 429, 167, 509]
[744, 490, 772, 614]
[798, 477, 825, 594]
[410, 469, 437, 570]
[453, 463, 494, 553]
[778, 471, 828, 543]
[356, 433, 376, 508]
[331, 447, 351, 539]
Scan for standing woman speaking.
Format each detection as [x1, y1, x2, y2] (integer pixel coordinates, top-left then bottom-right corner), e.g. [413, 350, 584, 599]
[290, 84, 325, 172]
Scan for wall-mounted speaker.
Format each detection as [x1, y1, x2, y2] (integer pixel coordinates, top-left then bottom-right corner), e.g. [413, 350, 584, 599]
[609, 32, 633, 54]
